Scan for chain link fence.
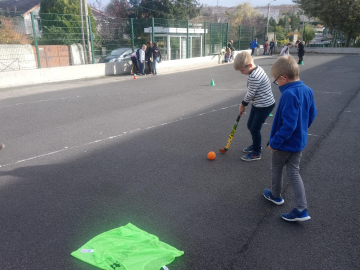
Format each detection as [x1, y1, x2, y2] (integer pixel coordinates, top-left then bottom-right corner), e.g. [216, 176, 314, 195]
[0, 10, 264, 72]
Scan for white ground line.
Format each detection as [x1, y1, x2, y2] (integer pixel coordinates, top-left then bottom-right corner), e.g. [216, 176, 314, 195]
[0, 104, 240, 168]
[0, 89, 247, 109]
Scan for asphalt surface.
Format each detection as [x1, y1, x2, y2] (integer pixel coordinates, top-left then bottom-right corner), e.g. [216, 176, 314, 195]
[0, 54, 359, 270]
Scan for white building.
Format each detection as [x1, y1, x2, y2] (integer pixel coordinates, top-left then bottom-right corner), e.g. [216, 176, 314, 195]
[0, 0, 42, 37]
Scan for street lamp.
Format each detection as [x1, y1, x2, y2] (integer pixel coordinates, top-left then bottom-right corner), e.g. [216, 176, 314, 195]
[266, 0, 276, 41]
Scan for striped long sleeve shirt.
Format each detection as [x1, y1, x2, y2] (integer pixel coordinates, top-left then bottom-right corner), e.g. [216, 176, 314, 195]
[242, 66, 275, 108]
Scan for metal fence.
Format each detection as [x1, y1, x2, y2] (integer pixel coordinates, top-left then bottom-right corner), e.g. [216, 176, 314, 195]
[0, 11, 264, 72]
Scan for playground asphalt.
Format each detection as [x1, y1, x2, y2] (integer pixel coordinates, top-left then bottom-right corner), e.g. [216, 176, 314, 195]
[0, 54, 359, 270]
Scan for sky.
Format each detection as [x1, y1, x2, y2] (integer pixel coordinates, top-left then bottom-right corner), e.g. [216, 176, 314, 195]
[88, 0, 296, 8]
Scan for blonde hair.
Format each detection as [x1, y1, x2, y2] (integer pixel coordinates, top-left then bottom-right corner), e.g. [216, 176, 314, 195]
[271, 55, 299, 81]
[226, 47, 231, 54]
[233, 51, 254, 70]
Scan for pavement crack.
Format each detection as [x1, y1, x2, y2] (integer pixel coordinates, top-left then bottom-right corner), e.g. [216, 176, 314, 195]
[227, 86, 360, 268]
[300, 85, 360, 171]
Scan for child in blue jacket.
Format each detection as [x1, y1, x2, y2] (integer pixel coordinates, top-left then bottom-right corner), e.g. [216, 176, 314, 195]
[263, 55, 317, 222]
[250, 38, 258, 56]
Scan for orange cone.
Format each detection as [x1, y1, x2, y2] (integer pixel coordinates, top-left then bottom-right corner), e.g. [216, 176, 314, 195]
[134, 74, 137, 79]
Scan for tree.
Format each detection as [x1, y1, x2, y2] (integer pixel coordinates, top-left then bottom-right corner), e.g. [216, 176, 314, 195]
[98, 0, 133, 50]
[278, 17, 286, 28]
[227, 2, 263, 26]
[0, 16, 32, 44]
[275, 25, 286, 41]
[106, 0, 131, 18]
[294, 0, 360, 46]
[129, 0, 201, 20]
[290, 14, 300, 31]
[39, 0, 97, 46]
[226, 2, 266, 43]
[302, 24, 315, 45]
[268, 17, 277, 32]
[172, 0, 201, 20]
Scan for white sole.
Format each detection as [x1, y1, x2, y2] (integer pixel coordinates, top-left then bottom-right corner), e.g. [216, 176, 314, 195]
[241, 157, 261, 161]
[282, 216, 311, 222]
[263, 194, 284, 205]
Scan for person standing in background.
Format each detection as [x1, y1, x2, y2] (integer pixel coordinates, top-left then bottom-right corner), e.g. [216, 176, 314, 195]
[250, 38, 258, 56]
[269, 39, 275, 56]
[146, 41, 154, 75]
[296, 40, 305, 65]
[152, 42, 162, 75]
[130, 50, 139, 75]
[263, 40, 269, 55]
[138, 44, 146, 75]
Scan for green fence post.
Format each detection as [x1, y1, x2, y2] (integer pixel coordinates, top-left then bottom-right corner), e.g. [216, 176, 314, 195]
[226, 22, 229, 47]
[252, 26, 255, 41]
[88, 15, 95, 64]
[31, 12, 41, 69]
[131, 18, 134, 52]
[264, 26, 267, 41]
[204, 21, 206, 57]
[221, 24, 224, 48]
[187, 20, 189, 59]
[239, 25, 241, 50]
[210, 23, 212, 53]
[152, 17, 155, 43]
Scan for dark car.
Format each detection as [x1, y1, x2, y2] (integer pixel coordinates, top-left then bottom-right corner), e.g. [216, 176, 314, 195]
[99, 48, 136, 63]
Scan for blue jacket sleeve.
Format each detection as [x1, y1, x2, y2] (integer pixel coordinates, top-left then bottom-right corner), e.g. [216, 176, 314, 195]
[308, 94, 317, 128]
[269, 94, 300, 150]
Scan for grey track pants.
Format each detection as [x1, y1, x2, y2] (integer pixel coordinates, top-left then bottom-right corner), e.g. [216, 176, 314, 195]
[271, 151, 307, 209]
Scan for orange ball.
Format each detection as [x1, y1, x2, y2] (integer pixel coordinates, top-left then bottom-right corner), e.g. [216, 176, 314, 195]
[207, 151, 216, 160]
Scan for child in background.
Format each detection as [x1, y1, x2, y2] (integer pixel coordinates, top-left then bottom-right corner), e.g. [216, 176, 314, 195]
[264, 55, 317, 222]
[138, 44, 146, 76]
[146, 41, 154, 75]
[130, 50, 139, 75]
[225, 48, 231, 63]
[263, 40, 268, 55]
[297, 40, 305, 65]
[269, 39, 275, 56]
[250, 38, 258, 56]
[233, 51, 275, 161]
[152, 41, 162, 75]
[280, 42, 292, 56]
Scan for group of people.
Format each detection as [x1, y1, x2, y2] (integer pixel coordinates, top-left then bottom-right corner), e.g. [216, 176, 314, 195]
[279, 40, 305, 65]
[249, 37, 305, 65]
[224, 40, 236, 63]
[233, 50, 317, 222]
[131, 41, 162, 76]
[262, 39, 276, 56]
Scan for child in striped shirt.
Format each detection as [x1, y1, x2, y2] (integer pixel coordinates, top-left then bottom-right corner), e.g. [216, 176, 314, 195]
[234, 51, 275, 161]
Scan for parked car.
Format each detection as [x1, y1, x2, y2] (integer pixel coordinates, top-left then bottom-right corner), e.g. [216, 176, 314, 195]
[99, 48, 136, 63]
[323, 41, 330, 45]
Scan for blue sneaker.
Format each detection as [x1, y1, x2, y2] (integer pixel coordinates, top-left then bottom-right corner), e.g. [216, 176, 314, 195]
[281, 208, 311, 222]
[243, 145, 253, 153]
[263, 189, 284, 205]
[241, 152, 261, 161]
[243, 145, 262, 153]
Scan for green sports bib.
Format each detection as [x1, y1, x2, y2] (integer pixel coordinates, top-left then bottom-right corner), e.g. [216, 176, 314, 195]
[71, 223, 184, 270]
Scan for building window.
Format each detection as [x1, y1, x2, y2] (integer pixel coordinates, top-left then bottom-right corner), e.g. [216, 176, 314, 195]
[37, 18, 42, 32]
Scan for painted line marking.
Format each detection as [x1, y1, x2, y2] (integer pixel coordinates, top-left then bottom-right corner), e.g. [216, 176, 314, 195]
[0, 104, 240, 168]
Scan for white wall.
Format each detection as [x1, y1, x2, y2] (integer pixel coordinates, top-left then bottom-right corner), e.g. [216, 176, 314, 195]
[0, 54, 222, 89]
[0, 44, 37, 71]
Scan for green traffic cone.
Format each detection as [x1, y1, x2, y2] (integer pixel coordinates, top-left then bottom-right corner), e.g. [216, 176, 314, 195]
[210, 79, 215, 86]
[269, 113, 274, 117]
[300, 61, 304, 65]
